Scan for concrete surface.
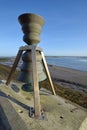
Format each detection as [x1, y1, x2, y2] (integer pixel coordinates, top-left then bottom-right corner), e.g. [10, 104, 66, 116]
[0, 94, 28, 130]
[0, 80, 87, 130]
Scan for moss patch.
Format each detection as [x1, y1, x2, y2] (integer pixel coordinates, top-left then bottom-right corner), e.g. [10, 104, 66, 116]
[0, 57, 10, 62]
[40, 79, 87, 109]
[0, 64, 19, 80]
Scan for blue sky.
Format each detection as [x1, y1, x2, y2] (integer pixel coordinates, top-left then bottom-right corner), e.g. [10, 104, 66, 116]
[0, 0, 87, 56]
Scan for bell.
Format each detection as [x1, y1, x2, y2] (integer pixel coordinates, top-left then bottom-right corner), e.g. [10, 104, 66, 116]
[18, 13, 45, 45]
[18, 13, 46, 91]
[18, 50, 46, 91]
[6, 13, 56, 118]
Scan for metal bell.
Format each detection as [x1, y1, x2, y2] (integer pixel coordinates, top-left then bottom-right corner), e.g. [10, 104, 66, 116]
[18, 13, 45, 45]
[18, 50, 46, 91]
[18, 13, 46, 91]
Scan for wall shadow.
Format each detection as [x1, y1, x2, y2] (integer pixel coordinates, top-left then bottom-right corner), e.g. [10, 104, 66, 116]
[0, 105, 12, 130]
[0, 91, 30, 110]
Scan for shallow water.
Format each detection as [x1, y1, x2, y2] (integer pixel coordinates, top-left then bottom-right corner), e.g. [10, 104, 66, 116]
[46, 56, 87, 72]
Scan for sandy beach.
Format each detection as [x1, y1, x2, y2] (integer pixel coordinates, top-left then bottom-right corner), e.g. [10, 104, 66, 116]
[48, 65, 87, 87]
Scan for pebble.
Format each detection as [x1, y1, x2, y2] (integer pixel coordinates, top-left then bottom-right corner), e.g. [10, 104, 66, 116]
[7, 94, 10, 96]
[18, 109, 23, 113]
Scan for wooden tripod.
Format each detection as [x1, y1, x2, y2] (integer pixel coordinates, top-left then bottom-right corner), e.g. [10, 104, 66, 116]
[6, 45, 56, 117]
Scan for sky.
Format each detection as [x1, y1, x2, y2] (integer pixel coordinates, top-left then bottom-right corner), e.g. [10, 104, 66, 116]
[0, 0, 87, 56]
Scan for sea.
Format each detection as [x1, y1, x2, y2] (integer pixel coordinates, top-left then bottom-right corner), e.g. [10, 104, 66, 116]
[46, 56, 87, 72]
[0, 56, 87, 72]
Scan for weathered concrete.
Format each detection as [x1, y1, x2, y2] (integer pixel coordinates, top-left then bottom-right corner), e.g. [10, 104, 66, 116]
[79, 117, 87, 130]
[0, 94, 28, 130]
[0, 81, 87, 130]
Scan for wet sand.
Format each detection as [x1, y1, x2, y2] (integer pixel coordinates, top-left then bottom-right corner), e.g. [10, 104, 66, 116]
[48, 65, 87, 88]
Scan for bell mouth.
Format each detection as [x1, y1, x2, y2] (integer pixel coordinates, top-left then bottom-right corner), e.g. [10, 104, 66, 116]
[18, 13, 45, 26]
[18, 13, 45, 45]
[21, 83, 41, 92]
[22, 83, 33, 92]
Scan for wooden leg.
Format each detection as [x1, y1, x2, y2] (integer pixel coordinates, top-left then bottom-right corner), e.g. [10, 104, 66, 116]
[41, 51, 56, 95]
[6, 50, 23, 85]
[31, 46, 41, 117]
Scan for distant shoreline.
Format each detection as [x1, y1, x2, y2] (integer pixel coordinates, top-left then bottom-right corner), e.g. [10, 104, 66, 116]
[46, 56, 87, 58]
[0, 55, 87, 58]
[46, 56, 87, 72]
